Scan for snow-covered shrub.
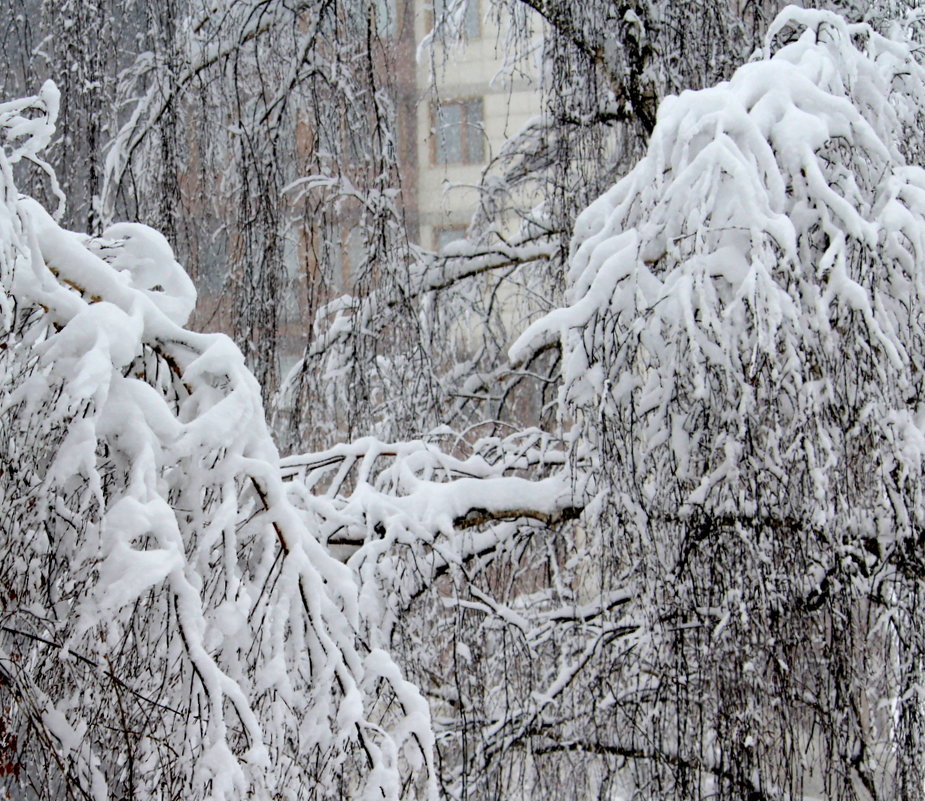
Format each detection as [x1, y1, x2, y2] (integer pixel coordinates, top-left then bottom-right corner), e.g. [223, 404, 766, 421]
[512, 6, 925, 799]
[0, 82, 433, 801]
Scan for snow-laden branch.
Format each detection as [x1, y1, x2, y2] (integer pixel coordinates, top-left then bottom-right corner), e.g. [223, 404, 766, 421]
[281, 430, 584, 565]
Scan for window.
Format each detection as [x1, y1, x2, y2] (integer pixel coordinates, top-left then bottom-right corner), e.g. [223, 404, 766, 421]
[330, 226, 366, 290]
[434, 0, 479, 38]
[436, 227, 466, 253]
[434, 98, 484, 165]
[373, 0, 395, 38]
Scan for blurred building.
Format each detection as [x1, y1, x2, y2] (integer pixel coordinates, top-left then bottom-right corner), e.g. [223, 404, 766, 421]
[408, 0, 542, 253]
[191, 0, 543, 377]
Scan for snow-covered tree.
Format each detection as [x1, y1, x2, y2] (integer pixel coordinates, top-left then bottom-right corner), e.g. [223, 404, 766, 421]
[0, 82, 436, 801]
[1, 0, 794, 450]
[1, 0, 422, 424]
[509, 6, 925, 798]
[0, 75, 581, 801]
[5, 4, 925, 801]
[264, 9, 925, 799]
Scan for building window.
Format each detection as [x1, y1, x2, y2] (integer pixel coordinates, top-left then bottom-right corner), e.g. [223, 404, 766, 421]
[434, 0, 479, 38]
[330, 226, 366, 290]
[436, 227, 467, 253]
[373, 0, 396, 38]
[434, 98, 484, 165]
